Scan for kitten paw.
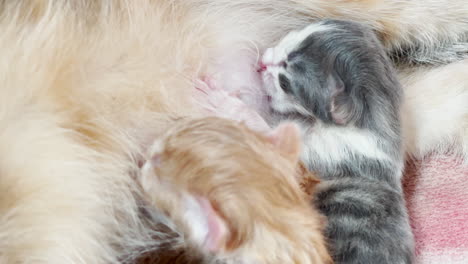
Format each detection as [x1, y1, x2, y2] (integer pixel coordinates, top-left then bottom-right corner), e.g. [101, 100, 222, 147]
[193, 77, 271, 132]
[193, 77, 231, 114]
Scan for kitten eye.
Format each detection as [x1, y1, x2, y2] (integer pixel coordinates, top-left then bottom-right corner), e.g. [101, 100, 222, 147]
[278, 74, 292, 94]
[280, 61, 288, 68]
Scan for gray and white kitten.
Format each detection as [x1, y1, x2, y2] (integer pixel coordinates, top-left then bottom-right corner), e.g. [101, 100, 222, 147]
[260, 19, 414, 264]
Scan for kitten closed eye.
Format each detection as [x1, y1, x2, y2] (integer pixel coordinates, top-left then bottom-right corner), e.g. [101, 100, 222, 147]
[278, 74, 292, 94]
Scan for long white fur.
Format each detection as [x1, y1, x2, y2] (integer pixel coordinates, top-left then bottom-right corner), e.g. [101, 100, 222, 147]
[0, 0, 467, 263]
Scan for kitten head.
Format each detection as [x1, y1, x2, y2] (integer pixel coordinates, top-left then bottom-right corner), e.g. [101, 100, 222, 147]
[260, 20, 391, 127]
[139, 117, 330, 264]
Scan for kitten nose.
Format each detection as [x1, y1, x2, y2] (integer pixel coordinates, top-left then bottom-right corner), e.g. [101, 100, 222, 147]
[257, 62, 267, 73]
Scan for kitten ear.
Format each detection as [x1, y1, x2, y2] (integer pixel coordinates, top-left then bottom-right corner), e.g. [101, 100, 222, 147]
[327, 72, 353, 125]
[140, 157, 162, 194]
[139, 140, 165, 193]
[191, 197, 229, 253]
[266, 122, 301, 163]
[185, 196, 229, 253]
[140, 143, 230, 253]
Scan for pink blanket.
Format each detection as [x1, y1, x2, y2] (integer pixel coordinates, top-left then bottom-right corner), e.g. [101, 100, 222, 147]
[404, 155, 468, 264]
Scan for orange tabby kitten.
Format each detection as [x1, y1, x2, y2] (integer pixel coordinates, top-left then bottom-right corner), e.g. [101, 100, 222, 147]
[139, 117, 331, 264]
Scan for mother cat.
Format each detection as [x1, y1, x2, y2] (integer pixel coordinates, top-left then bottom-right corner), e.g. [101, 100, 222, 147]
[0, 1, 467, 264]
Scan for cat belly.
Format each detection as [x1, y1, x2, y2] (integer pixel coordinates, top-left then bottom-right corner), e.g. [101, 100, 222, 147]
[203, 46, 271, 119]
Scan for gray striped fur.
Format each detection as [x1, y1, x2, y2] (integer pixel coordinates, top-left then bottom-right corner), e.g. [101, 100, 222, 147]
[265, 20, 415, 264]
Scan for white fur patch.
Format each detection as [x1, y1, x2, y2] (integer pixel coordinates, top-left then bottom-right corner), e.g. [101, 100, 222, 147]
[300, 123, 393, 165]
[262, 23, 333, 66]
[147, 139, 164, 158]
[182, 195, 210, 246]
[140, 161, 159, 194]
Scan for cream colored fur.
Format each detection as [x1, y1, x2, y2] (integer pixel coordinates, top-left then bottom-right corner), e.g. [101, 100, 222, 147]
[400, 60, 468, 161]
[0, 0, 467, 263]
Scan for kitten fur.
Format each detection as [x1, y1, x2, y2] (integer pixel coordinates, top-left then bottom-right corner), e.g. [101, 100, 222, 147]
[0, 0, 466, 263]
[260, 20, 413, 263]
[139, 117, 331, 264]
